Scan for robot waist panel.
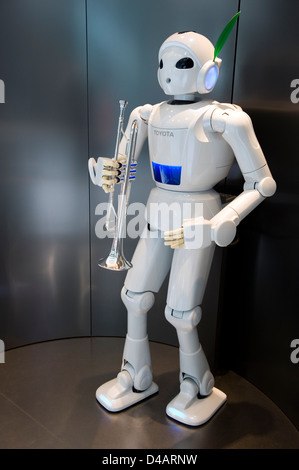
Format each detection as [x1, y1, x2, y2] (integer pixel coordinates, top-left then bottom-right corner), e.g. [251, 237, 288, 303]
[150, 160, 233, 191]
[145, 187, 222, 232]
[152, 162, 182, 186]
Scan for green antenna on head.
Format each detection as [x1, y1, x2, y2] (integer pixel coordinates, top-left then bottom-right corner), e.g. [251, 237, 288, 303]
[213, 11, 241, 62]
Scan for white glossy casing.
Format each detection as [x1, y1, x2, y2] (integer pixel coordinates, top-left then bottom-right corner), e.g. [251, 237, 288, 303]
[91, 30, 276, 427]
[157, 32, 222, 95]
[148, 100, 234, 192]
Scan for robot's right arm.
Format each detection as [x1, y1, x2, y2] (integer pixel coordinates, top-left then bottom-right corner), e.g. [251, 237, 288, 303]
[88, 104, 152, 193]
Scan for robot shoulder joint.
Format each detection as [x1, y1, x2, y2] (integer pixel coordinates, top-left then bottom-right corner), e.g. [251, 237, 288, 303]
[139, 104, 153, 124]
[210, 104, 252, 134]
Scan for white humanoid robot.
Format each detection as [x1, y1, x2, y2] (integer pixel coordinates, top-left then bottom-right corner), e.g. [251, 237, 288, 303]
[89, 29, 276, 426]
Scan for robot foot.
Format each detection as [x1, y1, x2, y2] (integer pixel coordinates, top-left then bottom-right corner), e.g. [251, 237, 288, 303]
[166, 378, 227, 426]
[96, 370, 159, 412]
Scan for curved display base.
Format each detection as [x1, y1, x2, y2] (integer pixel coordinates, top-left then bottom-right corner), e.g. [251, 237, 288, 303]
[0, 337, 298, 449]
[96, 379, 159, 412]
[166, 387, 227, 426]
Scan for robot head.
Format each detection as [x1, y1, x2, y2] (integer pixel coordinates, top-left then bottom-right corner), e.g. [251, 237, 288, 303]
[157, 31, 222, 96]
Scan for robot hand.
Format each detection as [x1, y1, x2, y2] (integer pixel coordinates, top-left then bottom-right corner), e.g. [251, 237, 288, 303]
[164, 226, 185, 249]
[164, 213, 238, 249]
[164, 217, 212, 250]
[88, 157, 122, 193]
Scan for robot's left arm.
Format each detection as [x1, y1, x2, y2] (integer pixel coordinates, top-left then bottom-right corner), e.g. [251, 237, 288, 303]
[208, 106, 277, 247]
[165, 107, 276, 249]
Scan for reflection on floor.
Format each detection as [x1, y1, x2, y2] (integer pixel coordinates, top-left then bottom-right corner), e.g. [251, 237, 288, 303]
[0, 337, 298, 449]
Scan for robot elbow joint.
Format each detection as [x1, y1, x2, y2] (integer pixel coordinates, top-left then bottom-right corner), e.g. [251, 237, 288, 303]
[256, 176, 277, 198]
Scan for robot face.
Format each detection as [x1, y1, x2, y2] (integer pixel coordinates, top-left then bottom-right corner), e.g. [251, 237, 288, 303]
[158, 46, 200, 96]
[157, 32, 221, 96]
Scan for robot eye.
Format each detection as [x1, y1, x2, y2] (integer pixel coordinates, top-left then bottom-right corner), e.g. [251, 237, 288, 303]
[159, 59, 163, 69]
[175, 57, 194, 69]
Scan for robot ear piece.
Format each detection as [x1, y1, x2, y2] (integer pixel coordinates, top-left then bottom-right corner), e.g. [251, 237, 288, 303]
[197, 58, 221, 94]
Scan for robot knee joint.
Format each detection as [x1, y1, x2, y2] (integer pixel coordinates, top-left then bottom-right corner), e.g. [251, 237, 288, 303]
[121, 287, 155, 315]
[165, 304, 202, 332]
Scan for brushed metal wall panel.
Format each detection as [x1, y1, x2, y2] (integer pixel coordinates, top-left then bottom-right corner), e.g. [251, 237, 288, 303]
[0, 0, 90, 348]
[219, 0, 299, 428]
[87, 0, 239, 365]
[233, 0, 299, 108]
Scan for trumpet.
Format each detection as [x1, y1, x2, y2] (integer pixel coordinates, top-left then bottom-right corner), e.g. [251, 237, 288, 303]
[98, 100, 138, 271]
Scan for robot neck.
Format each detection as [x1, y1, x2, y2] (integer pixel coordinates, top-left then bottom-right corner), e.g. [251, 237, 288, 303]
[172, 93, 198, 103]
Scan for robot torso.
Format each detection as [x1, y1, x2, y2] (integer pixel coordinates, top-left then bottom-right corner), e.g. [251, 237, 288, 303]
[148, 100, 234, 192]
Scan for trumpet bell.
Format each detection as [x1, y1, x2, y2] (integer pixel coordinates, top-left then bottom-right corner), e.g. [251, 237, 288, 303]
[98, 252, 132, 271]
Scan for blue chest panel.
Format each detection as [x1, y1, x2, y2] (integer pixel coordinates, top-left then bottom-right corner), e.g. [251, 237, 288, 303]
[152, 162, 182, 185]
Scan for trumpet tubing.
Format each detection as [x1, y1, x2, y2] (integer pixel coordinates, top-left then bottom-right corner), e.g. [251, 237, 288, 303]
[105, 99, 128, 231]
[98, 101, 138, 271]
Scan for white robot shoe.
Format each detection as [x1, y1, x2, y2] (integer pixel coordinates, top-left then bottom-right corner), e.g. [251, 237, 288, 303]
[166, 378, 226, 426]
[96, 370, 158, 412]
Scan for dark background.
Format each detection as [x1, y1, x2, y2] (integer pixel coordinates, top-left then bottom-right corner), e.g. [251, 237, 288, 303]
[0, 0, 298, 429]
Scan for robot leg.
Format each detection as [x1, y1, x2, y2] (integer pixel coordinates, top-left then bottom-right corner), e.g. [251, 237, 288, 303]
[96, 225, 172, 412]
[164, 246, 226, 426]
[96, 288, 158, 411]
[165, 305, 226, 426]
[165, 305, 214, 395]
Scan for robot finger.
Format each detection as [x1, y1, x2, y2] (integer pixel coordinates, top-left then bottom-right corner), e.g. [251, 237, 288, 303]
[102, 168, 121, 177]
[102, 158, 122, 169]
[101, 177, 119, 193]
[164, 239, 185, 249]
[102, 184, 115, 193]
[172, 239, 185, 249]
[117, 155, 127, 165]
[164, 228, 184, 241]
[102, 175, 119, 184]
